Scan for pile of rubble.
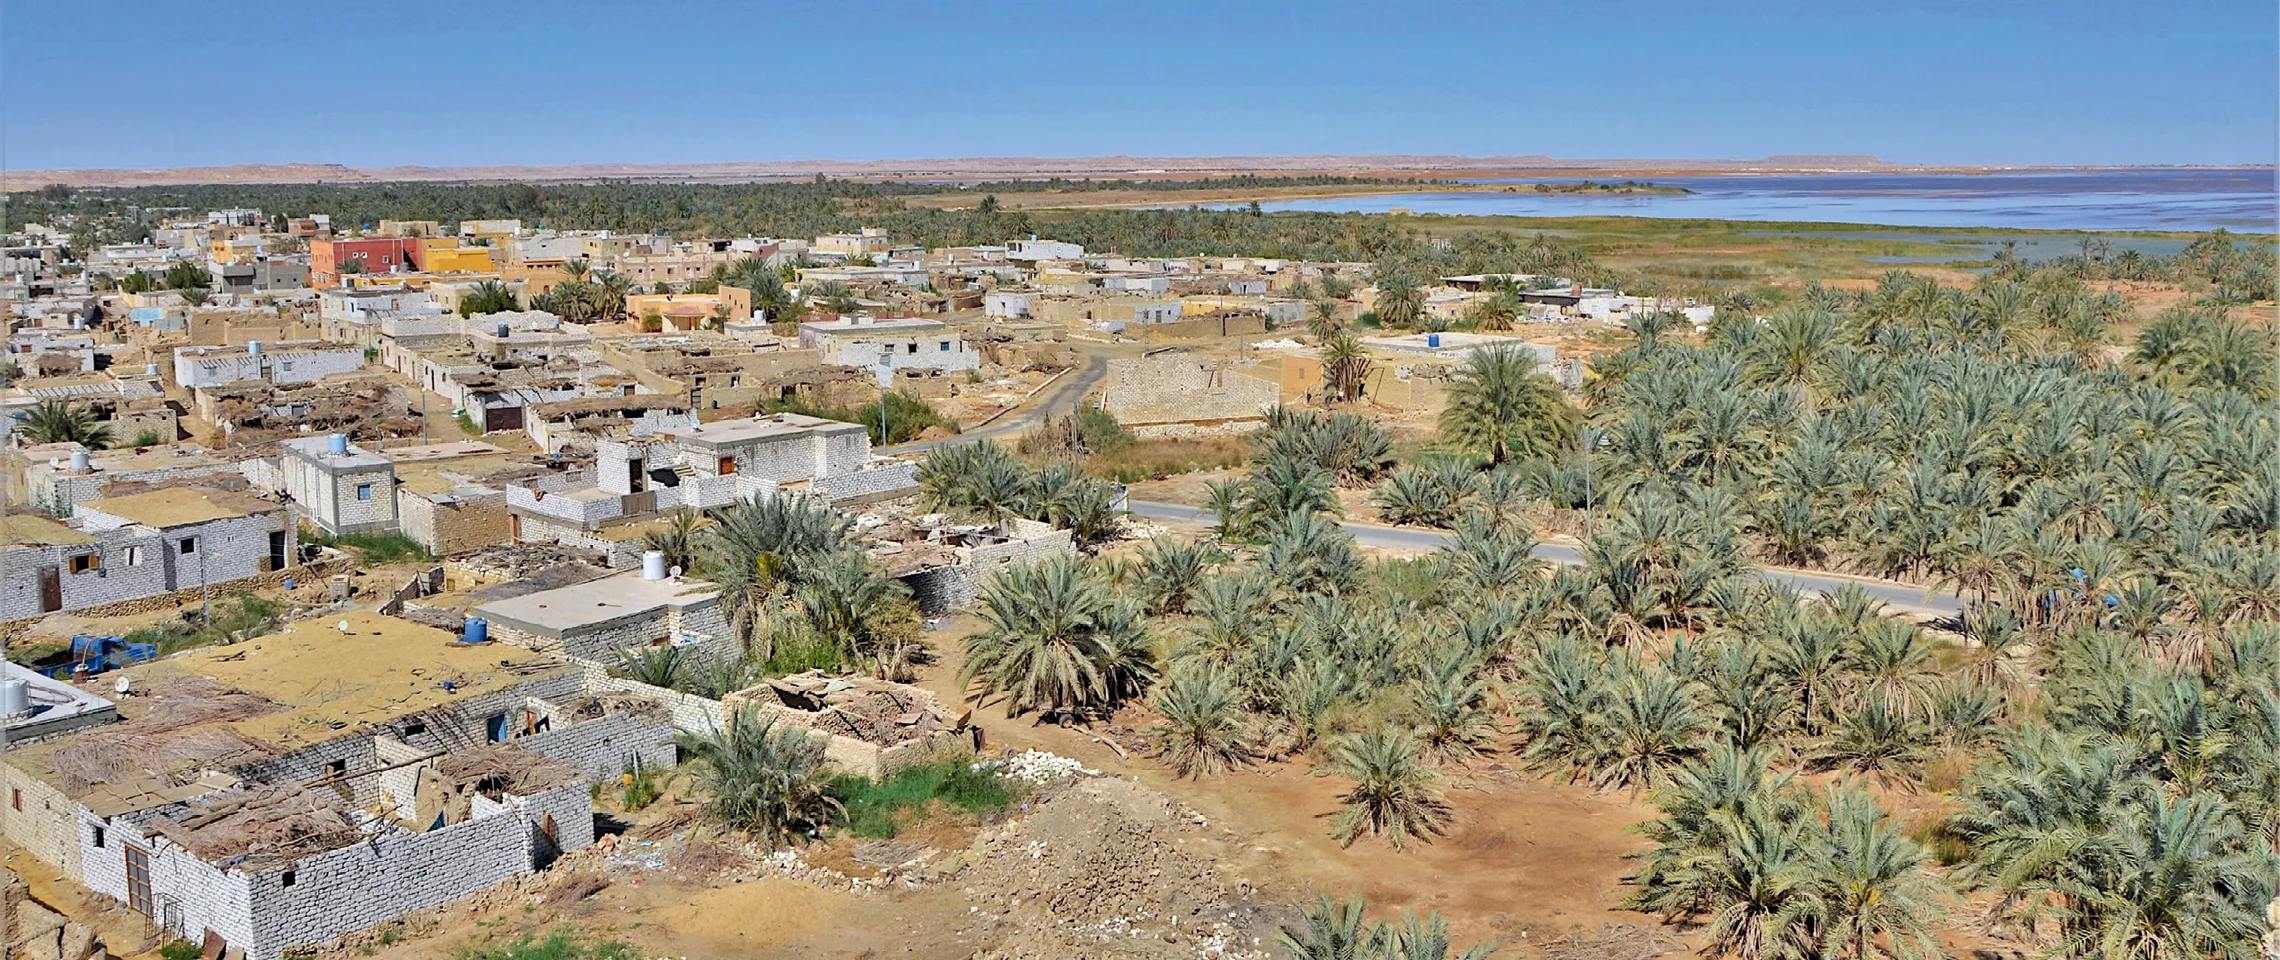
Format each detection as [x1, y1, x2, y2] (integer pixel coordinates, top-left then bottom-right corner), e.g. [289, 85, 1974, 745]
[957, 777, 1279, 960]
[2, 876, 118, 960]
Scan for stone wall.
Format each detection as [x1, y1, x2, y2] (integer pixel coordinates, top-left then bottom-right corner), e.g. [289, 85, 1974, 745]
[0, 766, 84, 881]
[578, 666, 726, 734]
[397, 490, 508, 558]
[512, 712, 677, 778]
[813, 460, 919, 504]
[1104, 355, 1278, 426]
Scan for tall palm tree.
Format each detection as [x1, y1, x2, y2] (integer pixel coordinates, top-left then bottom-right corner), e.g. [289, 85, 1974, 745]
[1438, 344, 1572, 466]
[792, 550, 914, 676]
[16, 400, 111, 448]
[695, 493, 848, 653]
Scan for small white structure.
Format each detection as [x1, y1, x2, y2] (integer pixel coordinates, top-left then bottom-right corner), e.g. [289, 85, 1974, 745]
[796, 316, 980, 373]
[1005, 238, 1085, 262]
[281, 434, 400, 536]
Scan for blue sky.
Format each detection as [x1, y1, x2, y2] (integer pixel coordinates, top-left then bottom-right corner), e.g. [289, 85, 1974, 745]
[2, 1, 2273, 170]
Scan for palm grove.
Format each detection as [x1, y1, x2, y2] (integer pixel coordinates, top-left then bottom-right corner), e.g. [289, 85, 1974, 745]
[556, 228, 2280, 957]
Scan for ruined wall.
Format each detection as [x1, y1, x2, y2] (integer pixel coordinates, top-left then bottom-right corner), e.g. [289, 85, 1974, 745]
[1103, 355, 1278, 426]
[578, 666, 725, 734]
[397, 490, 508, 559]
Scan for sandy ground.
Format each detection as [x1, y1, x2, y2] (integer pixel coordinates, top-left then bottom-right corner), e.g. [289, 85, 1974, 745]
[907, 618, 1666, 954]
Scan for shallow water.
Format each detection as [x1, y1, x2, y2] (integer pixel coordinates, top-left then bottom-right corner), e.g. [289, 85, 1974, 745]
[1198, 169, 2278, 233]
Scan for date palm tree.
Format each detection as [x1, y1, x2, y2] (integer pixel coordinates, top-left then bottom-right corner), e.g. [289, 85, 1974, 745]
[16, 400, 111, 448]
[674, 708, 839, 849]
[1325, 728, 1450, 848]
[961, 555, 1156, 720]
[1438, 344, 1572, 466]
[1149, 660, 1252, 777]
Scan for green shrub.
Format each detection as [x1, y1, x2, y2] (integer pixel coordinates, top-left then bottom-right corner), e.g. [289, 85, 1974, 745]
[335, 531, 429, 564]
[455, 931, 637, 960]
[160, 942, 201, 960]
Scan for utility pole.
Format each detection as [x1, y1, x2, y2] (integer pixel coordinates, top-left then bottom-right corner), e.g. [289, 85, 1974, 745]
[197, 535, 210, 627]
[1581, 420, 1594, 544]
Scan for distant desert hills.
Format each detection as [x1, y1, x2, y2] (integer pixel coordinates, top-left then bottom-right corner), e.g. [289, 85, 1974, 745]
[0, 154, 1978, 190]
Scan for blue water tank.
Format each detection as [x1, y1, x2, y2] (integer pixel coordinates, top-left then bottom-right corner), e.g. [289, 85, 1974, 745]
[461, 618, 489, 645]
[1427, 333, 1441, 349]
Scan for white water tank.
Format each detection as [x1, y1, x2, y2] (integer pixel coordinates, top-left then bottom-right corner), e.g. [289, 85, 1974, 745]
[246, 340, 261, 356]
[0, 678, 29, 718]
[641, 550, 668, 581]
[68, 449, 90, 473]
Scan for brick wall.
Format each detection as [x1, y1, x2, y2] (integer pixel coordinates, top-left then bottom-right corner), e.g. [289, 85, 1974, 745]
[0, 766, 84, 880]
[578, 666, 726, 734]
[511, 713, 676, 778]
[1104, 355, 1278, 425]
[397, 490, 508, 558]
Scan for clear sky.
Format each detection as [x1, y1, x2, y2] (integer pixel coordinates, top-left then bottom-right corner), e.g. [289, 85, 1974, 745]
[3, 0, 2274, 170]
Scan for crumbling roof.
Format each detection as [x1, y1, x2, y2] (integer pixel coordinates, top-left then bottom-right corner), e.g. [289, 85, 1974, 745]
[735, 671, 966, 746]
[147, 782, 362, 868]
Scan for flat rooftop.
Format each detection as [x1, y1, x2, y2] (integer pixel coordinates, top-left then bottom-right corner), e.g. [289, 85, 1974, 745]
[283, 436, 391, 471]
[657, 411, 858, 446]
[162, 610, 572, 750]
[475, 570, 717, 637]
[377, 440, 508, 463]
[1358, 332, 1556, 357]
[78, 487, 276, 529]
[0, 514, 96, 547]
[799, 316, 945, 335]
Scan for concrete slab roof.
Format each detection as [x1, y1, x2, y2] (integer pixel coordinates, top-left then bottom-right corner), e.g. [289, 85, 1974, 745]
[0, 514, 96, 547]
[656, 411, 857, 446]
[474, 570, 716, 637]
[79, 488, 276, 529]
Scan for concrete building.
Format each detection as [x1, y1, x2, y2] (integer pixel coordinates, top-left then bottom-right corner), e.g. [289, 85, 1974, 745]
[172, 341, 366, 389]
[0, 611, 673, 960]
[506, 412, 917, 564]
[476, 566, 728, 663]
[0, 489, 293, 619]
[15, 443, 243, 518]
[280, 435, 399, 537]
[883, 518, 1077, 615]
[795, 316, 980, 373]
[1005, 238, 1085, 263]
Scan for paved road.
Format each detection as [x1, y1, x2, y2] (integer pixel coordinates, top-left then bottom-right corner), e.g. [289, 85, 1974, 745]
[887, 353, 1111, 454]
[1127, 499, 1962, 616]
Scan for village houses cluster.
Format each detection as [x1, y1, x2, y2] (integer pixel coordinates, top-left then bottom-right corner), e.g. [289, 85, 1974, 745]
[0, 206, 1683, 960]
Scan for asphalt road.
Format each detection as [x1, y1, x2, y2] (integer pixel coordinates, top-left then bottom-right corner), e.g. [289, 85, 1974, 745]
[887, 353, 1112, 454]
[1126, 499, 1962, 616]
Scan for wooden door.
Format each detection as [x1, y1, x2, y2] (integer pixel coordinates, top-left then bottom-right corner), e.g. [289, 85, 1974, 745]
[39, 567, 61, 613]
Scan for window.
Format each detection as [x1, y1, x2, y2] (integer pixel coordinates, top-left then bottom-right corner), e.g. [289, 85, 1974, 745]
[179, 538, 197, 555]
[906, 343, 918, 354]
[126, 546, 144, 567]
[728, 375, 741, 388]
[280, 869, 296, 887]
[940, 341, 951, 351]
[90, 826, 104, 849]
[11, 788, 19, 811]
[717, 456, 736, 475]
[355, 483, 372, 501]
[68, 553, 100, 574]
[400, 720, 425, 738]
[325, 759, 346, 778]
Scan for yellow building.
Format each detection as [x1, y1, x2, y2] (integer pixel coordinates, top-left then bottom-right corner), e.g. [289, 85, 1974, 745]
[420, 241, 495, 275]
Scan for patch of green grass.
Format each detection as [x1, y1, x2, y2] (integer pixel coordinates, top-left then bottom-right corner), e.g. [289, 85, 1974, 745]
[829, 761, 1014, 839]
[160, 942, 202, 960]
[454, 410, 480, 435]
[455, 930, 637, 960]
[1075, 435, 1248, 483]
[7, 638, 69, 667]
[304, 528, 430, 564]
[759, 629, 850, 677]
[126, 593, 286, 656]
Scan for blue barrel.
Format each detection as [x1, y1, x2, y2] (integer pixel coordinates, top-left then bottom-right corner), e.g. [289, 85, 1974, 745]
[1427, 333, 1441, 348]
[461, 618, 489, 645]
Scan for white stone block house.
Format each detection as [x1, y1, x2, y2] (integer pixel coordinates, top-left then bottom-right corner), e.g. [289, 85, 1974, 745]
[0, 612, 676, 960]
[281, 435, 399, 537]
[505, 412, 916, 565]
[795, 316, 980, 373]
[0, 489, 293, 619]
[475, 567, 729, 664]
[172, 341, 365, 389]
